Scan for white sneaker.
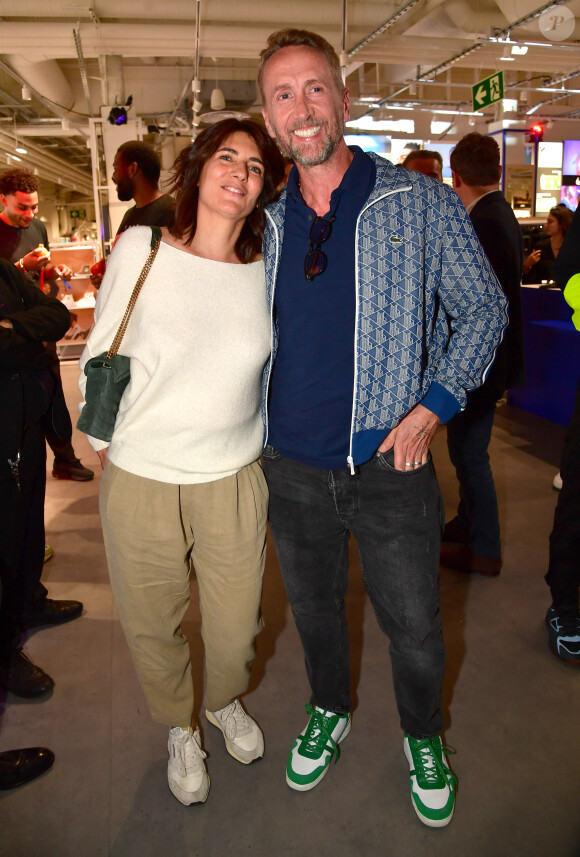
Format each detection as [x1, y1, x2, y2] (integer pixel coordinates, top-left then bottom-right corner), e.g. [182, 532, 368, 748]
[167, 726, 210, 805]
[205, 699, 264, 764]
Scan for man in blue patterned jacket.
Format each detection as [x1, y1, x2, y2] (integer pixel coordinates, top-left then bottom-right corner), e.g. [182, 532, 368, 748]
[258, 28, 506, 828]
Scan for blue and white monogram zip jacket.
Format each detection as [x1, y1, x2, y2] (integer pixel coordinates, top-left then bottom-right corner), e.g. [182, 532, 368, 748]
[262, 152, 508, 469]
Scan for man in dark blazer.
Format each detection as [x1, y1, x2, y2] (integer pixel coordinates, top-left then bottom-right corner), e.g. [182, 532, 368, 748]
[441, 132, 525, 575]
[0, 259, 81, 698]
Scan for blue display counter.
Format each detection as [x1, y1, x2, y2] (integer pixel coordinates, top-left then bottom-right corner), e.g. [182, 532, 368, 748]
[508, 285, 580, 426]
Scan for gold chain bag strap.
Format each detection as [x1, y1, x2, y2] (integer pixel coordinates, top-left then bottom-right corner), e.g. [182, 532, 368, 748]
[76, 227, 161, 442]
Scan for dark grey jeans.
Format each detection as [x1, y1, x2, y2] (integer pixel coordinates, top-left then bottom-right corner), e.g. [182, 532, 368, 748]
[263, 446, 446, 739]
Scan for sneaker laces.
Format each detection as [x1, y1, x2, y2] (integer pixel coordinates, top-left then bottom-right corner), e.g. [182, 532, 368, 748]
[299, 704, 341, 760]
[411, 738, 456, 791]
[173, 730, 206, 777]
[218, 700, 251, 742]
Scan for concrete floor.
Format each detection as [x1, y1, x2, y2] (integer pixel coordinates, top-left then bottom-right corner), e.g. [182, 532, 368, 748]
[1, 362, 579, 857]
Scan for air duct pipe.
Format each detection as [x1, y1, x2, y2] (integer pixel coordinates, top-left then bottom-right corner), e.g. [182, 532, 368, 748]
[4, 55, 75, 115]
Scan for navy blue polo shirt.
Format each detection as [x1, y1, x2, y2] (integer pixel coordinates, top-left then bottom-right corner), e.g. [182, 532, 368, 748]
[268, 146, 376, 469]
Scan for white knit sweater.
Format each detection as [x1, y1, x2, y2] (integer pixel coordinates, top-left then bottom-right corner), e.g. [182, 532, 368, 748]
[78, 226, 269, 484]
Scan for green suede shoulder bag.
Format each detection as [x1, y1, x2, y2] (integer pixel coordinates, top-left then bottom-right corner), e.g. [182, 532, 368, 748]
[76, 226, 161, 442]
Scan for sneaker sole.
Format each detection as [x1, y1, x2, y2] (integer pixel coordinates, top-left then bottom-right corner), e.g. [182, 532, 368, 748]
[548, 642, 580, 664]
[205, 709, 264, 765]
[52, 471, 94, 481]
[168, 773, 210, 806]
[286, 717, 351, 792]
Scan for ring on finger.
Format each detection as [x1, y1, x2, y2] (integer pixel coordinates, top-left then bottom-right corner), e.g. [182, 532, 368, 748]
[413, 461, 421, 466]
[405, 462, 413, 466]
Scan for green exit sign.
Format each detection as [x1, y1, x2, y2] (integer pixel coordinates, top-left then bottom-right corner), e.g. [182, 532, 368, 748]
[472, 72, 504, 111]
[70, 208, 86, 219]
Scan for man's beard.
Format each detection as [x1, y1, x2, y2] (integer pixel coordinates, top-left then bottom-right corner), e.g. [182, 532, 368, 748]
[13, 215, 31, 228]
[115, 178, 135, 202]
[276, 118, 344, 168]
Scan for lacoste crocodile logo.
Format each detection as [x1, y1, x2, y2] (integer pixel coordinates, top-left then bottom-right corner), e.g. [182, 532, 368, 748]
[389, 234, 403, 244]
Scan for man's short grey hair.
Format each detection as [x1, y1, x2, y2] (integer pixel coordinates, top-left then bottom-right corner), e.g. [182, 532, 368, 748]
[258, 29, 344, 101]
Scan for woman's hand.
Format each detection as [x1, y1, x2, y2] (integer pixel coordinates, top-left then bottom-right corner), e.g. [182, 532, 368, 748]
[97, 448, 108, 469]
[523, 248, 541, 274]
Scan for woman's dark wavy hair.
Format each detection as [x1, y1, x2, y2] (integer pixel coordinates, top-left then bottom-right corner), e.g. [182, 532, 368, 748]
[168, 119, 285, 263]
[549, 204, 573, 236]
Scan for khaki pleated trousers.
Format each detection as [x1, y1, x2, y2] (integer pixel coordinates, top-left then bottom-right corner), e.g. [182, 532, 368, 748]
[99, 459, 267, 727]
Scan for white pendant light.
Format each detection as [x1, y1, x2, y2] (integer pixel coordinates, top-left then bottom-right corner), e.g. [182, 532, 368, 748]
[210, 87, 225, 110]
[211, 57, 225, 110]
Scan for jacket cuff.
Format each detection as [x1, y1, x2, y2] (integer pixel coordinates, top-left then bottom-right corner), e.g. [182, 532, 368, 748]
[421, 382, 461, 425]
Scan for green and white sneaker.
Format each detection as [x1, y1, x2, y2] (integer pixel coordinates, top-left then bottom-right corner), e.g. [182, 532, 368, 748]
[286, 704, 351, 792]
[404, 734, 456, 828]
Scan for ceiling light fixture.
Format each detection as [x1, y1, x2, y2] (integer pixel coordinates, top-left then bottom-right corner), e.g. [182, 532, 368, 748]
[210, 58, 225, 111]
[21, 85, 31, 101]
[107, 95, 133, 125]
[191, 0, 202, 133]
[500, 47, 515, 61]
[12, 117, 27, 156]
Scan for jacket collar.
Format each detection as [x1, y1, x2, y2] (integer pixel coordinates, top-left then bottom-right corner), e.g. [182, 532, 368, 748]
[266, 151, 412, 229]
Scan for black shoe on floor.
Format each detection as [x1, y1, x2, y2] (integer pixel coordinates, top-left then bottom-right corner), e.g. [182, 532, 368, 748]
[52, 458, 94, 481]
[0, 747, 55, 789]
[22, 598, 83, 630]
[0, 648, 54, 698]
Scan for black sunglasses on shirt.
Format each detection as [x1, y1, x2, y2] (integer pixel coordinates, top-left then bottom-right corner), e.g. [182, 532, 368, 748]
[304, 215, 336, 282]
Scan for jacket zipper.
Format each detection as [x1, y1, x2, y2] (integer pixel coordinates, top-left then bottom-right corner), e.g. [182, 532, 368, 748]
[347, 184, 412, 475]
[263, 210, 281, 448]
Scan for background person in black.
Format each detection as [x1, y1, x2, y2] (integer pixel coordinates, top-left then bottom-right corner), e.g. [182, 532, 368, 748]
[442, 133, 525, 576]
[522, 205, 573, 284]
[114, 141, 174, 233]
[0, 167, 93, 483]
[544, 204, 580, 662]
[0, 258, 82, 698]
[90, 141, 175, 288]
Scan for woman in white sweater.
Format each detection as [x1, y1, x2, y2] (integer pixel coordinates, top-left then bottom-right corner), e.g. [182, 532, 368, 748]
[78, 120, 284, 806]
